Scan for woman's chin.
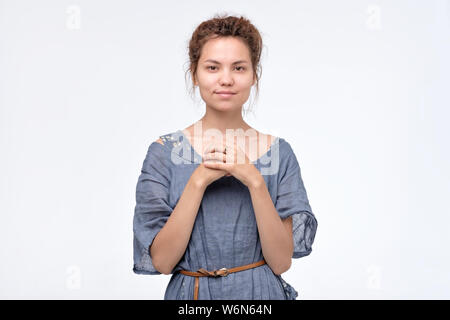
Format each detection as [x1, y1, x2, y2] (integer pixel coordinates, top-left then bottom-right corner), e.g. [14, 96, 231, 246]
[208, 102, 241, 112]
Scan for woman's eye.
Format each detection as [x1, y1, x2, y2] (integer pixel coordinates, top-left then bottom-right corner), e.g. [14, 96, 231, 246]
[206, 66, 245, 71]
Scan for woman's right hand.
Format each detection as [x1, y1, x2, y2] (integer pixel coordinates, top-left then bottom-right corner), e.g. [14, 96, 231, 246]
[191, 143, 230, 188]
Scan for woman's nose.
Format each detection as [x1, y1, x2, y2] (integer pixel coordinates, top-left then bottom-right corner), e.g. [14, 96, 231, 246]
[219, 71, 233, 86]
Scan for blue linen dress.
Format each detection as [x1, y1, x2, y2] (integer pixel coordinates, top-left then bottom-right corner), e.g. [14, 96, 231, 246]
[133, 129, 318, 300]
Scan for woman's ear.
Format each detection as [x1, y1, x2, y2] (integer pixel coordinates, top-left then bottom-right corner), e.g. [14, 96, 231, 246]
[192, 71, 198, 86]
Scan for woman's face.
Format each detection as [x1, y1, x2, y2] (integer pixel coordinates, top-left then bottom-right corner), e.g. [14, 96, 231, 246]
[193, 36, 256, 112]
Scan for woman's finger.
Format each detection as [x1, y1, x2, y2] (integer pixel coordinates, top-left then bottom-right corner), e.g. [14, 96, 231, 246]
[204, 143, 227, 155]
[203, 151, 227, 163]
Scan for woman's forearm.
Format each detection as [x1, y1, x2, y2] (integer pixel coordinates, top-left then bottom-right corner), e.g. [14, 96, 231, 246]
[150, 176, 206, 274]
[248, 179, 293, 275]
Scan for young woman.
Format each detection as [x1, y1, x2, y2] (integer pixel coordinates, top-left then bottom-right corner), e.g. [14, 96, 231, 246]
[133, 14, 318, 300]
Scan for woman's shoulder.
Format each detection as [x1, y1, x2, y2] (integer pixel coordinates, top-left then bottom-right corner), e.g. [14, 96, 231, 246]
[276, 136, 303, 174]
[149, 131, 181, 150]
[265, 133, 293, 159]
[145, 131, 179, 160]
[269, 135, 299, 172]
[278, 136, 294, 156]
[145, 130, 191, 166]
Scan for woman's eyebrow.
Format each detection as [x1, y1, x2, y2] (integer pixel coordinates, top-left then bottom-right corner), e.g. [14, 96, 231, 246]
[203, 59, 249, 64]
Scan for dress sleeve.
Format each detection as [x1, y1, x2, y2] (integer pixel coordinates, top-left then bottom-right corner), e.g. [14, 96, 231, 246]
[275, 142, 318, 258]
[133, 142, 173, 275]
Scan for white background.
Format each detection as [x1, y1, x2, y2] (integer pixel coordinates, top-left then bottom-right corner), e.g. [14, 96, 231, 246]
[1, 0, 449, 299]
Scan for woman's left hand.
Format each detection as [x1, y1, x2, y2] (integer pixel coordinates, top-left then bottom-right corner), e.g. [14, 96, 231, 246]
[202, 142, 263, 188]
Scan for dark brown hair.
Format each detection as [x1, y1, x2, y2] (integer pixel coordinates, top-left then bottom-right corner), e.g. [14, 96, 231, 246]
[185, 13, 263, 116]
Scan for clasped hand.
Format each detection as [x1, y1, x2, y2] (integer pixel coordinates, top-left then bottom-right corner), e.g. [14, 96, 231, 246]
[202, 141, 262, 188]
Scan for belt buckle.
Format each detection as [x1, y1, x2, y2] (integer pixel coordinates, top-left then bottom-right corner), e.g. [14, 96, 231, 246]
[215, 267, 229, 277]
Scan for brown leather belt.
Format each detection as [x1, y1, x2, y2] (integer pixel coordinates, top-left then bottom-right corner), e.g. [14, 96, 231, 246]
[178, 259, 267, 300]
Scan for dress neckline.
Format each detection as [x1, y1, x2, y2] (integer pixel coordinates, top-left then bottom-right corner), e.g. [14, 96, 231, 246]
[176, 129, 280, 164]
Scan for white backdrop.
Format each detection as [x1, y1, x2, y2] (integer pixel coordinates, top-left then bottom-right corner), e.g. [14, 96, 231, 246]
[1, 0, 449, 299]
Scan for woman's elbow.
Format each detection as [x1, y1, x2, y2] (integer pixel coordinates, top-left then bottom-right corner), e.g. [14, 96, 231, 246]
[150, 245, 172, 275]
[152, 257, 172, 275]
[272, 259, 292, 275]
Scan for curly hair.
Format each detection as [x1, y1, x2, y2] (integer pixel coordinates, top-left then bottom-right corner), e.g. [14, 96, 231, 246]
[184, 13, 264, 116]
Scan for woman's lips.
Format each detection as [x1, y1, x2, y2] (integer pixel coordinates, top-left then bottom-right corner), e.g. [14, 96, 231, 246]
[215, 92, 236, 98]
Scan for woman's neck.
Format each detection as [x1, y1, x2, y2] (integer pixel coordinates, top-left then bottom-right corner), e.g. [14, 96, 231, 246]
[197, 110, 251, 135]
